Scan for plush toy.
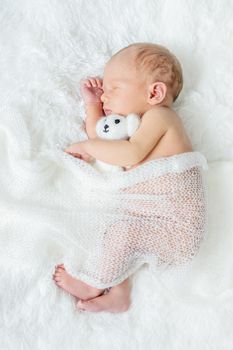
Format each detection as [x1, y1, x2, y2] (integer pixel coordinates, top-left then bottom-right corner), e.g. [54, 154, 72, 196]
[92, 113, 141, 172]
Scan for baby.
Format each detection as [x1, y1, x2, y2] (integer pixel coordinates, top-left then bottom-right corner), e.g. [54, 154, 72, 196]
[53, 42, 193, 312]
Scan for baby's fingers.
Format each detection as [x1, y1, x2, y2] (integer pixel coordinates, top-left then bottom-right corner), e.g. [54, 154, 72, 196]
[95, 77, 103, 88]
[80, 78, 92, 88]
[87, 77, 100, 88]
[82, 76, 102, 88]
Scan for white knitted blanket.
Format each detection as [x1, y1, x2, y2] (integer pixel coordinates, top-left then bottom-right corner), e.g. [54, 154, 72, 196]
[52, 150, 208, 289]
[1, 1, 233, 349]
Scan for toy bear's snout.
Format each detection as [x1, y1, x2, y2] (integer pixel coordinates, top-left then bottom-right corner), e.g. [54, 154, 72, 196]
[103, 118, 121, 133]
[103, 124, 109, 132]
[94, 113, 141, 172]
[96, 113, 140, 140]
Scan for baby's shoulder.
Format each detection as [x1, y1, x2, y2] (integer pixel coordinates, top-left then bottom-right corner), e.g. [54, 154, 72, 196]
[142, 106, 180, 123]
[141, 106, 180, 126]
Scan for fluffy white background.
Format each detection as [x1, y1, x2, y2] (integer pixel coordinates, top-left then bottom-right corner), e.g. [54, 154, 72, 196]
[0, 0, 233, 349]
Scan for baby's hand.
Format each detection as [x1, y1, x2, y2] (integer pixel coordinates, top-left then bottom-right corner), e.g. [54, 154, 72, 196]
[65, 143, 94, 163]
[80, 76, 103, 104]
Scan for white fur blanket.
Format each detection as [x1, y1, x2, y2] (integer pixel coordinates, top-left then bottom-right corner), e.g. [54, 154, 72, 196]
[1, 1, 233, 349]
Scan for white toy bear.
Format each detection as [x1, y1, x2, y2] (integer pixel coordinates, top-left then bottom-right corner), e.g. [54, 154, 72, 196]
[92, 113, 141, 172]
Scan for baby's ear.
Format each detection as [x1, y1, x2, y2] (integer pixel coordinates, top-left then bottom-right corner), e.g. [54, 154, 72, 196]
[147, 82, 167, 105]
[126, 113, 141, 137]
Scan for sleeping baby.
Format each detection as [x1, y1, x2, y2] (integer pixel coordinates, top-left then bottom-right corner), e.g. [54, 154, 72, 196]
[52, 42, 207, 313]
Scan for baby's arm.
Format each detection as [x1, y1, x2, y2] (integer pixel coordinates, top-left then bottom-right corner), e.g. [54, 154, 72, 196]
[66, 108, 169, 166]
[85, 103, 103, 139]
[80, 77, 104, 139]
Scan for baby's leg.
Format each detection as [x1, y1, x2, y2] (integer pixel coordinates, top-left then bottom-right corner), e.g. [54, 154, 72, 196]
[52, 221, 136, 301]
[53, 264, 105, 301]
[77, 277, 131, 313]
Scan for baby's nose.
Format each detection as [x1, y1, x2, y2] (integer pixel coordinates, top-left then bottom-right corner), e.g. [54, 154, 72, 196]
[100, 93, 107, 103]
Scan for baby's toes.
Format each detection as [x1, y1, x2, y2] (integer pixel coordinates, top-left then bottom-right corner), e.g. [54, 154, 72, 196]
[55, 279, 63, 288]
[54, 276, 61, 283]
[55, 264, 65, 270]
[53, 275, 61, 286]
[53, 271, 62, 280]
[57, 263, 65, 269]
[55, 279, 63, 286]
[55, 267, 63, 275]
[57, 267, 66, 276]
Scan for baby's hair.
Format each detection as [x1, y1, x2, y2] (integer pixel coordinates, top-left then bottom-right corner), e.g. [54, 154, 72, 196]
[113, 42, 183, 102]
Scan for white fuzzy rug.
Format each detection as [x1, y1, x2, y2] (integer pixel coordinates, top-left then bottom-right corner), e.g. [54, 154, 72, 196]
[1, 1, 233, 349]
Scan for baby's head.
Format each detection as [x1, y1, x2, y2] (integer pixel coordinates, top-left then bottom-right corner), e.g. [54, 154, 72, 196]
[101, 43, 183, 116]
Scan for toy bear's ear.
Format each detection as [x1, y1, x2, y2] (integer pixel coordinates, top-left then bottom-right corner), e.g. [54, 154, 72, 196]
[126, 113, 141, 137]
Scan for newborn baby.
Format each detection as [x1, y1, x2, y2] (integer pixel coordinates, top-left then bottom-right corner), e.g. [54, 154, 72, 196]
[53, 42, 195, 312]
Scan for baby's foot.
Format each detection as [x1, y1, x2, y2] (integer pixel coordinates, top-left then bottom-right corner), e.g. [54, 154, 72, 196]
[52, 264, 104, 300]
[77, 286, 131, 313]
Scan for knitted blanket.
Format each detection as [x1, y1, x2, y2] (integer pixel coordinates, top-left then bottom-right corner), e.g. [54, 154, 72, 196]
[1, 1, 233, 349]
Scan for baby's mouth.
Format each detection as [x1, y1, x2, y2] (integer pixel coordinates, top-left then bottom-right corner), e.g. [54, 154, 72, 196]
[104, 109, 112, 115]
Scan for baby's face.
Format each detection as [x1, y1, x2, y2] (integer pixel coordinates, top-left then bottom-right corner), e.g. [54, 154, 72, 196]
[101, 52, 148, 116]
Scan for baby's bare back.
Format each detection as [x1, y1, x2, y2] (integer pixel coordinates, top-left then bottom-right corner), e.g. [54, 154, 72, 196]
[126, 108, 193, 170]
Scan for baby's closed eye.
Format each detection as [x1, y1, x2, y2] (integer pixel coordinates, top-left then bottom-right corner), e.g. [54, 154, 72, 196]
[103, 86, 120, 92]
